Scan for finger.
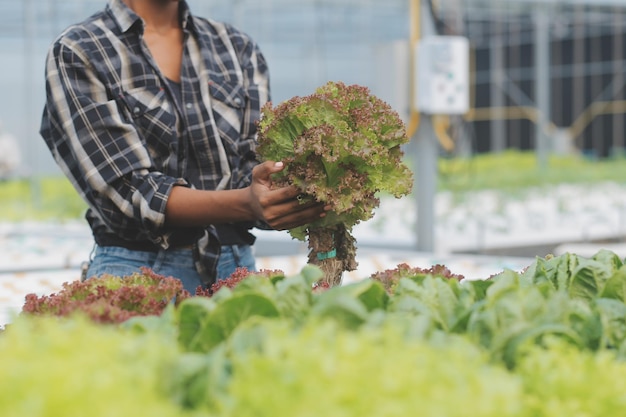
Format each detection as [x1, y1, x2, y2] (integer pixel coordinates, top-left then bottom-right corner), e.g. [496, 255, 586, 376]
[265, 202, 329, 230]
[263, 184, 303, 204]
[277, 209, 327, 231]
[253, 160, 285, 181]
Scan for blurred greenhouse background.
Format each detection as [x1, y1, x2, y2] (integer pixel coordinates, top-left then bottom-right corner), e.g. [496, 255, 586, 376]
[3, 0, 626, 250]
[3, 0, 626, 177]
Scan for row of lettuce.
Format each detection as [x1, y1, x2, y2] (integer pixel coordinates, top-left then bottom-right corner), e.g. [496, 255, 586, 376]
[3, 250, 626, 416]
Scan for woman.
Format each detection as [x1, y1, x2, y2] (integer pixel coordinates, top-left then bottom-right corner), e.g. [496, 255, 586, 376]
[40, 0, 328, 292]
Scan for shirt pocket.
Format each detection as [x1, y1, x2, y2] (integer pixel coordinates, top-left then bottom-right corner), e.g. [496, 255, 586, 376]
[209, 80, 248, 148]
[119, 85, 178, 167]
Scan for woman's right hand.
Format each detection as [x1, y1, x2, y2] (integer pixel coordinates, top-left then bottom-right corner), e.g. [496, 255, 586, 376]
[248, 161, 329, 230]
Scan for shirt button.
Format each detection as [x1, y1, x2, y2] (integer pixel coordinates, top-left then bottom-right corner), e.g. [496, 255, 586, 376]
[133, 106, 141, 115]
[186, 103, 193, 109]
[233, 97, 242, 106]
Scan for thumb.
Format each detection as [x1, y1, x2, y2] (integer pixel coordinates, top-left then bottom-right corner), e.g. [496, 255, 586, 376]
[253, 160, 285, 180]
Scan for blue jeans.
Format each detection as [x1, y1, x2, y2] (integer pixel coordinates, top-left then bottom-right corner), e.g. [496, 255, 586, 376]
[216, 244, 256, 280]
[86, 244, 256, 293]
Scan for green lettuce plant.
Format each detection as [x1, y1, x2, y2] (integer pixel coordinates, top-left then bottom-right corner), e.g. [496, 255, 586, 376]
[257, 81, 413, 286]
[191, 319, 526, 417]
[0, 315, 187, 417]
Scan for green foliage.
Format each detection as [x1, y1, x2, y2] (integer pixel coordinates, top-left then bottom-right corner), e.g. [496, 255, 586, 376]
[0, 315, 191, 417]
[439, 149, 626, 193]
[173, 266, 324, 352]
[0, 177, 87, 220]
[517, 341, 626, 416]
[206, 320, 525, 417]
[257, 81, 413, 239]
[168, 250, 626, 369]
[467, 273, 600, 368]
[21, 249, 626, 370]
[8, 251, 626, 416]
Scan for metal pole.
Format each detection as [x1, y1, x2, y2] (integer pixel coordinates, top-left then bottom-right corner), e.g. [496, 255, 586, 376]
[572, 5, 586, 152]
[414, 116, 438, 252]
[613, 8, 624, 154]
[490, 19, 506, 153]
[534, 4, 551, 169]
[510, 18, 521, 149]
[591, 13, 604, 157]
[413, 0, 438, 253]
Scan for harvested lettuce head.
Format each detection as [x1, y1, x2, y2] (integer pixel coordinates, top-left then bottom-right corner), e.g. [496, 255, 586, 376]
[257, 81, 413, 285]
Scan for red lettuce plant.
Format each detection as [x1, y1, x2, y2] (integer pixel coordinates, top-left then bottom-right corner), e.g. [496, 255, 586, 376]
[195, 267, 331, 296]
[21, 267, 189, 324]
[370, 263, 465, 294]
[257, 81, 414, 286]
[194, 267, 286, 296]
[20, 267, 333, 325]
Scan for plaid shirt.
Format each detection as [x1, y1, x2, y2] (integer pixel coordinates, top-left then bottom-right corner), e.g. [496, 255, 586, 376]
[40, 0, 270, 283]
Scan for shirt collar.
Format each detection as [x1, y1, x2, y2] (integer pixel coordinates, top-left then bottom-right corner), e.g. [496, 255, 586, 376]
[107, 0, 141, 33]
[107, 0, 195, 35]
[179, 1, 197, 34]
